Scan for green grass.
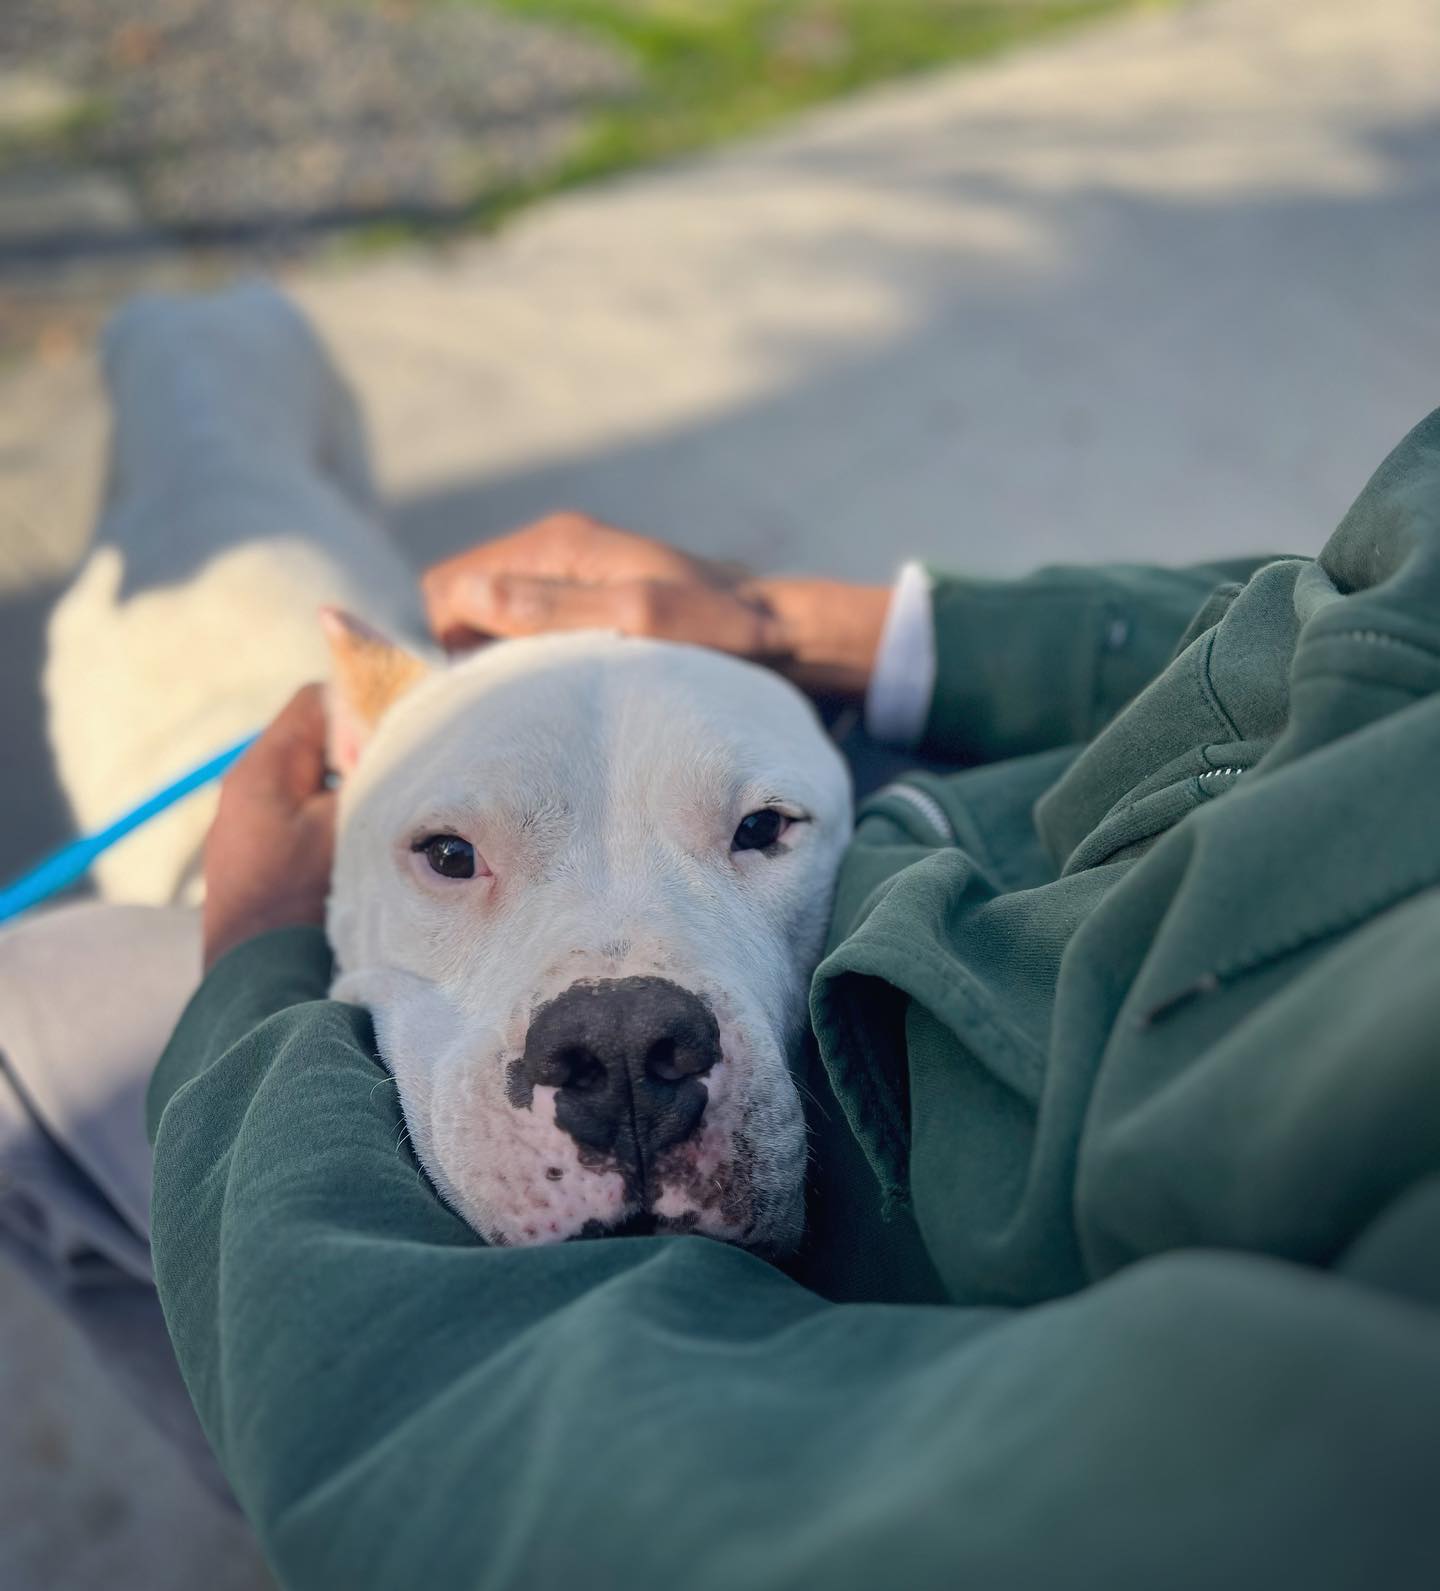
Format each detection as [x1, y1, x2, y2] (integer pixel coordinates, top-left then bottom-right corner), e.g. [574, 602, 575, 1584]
[324, 0, 1163, 260]
[477, 0, 1158, 210]
[0, 91, 114, 169]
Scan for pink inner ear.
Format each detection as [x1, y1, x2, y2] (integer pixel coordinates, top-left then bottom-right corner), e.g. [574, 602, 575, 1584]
[331, 719, 364, 778]
[325, 681, 367, 778]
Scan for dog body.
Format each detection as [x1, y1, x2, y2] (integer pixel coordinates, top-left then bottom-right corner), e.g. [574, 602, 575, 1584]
[53, 540, 850, 1250]
[53, 539, 850, 1248]
[43, 285, 851, 1253]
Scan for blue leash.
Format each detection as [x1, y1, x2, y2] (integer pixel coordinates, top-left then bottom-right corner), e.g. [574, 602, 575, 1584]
[0, 731, 258, 925]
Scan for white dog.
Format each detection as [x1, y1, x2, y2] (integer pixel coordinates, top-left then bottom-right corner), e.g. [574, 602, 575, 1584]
[323, 616, 850, 1250]
[44, 285, 852, 1256]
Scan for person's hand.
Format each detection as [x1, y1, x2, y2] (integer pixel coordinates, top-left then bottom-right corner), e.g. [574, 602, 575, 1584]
[422, 512, 758, 649]
[421, 512, 891, 698]
[202, 684, 336, 971]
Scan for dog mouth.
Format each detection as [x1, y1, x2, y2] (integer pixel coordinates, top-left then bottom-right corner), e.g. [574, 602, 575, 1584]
[505, 974, 746, 1229]
[526, 1120, 759, 1246]
[460, 1109, 780, 1250]
[575, 1212, 665, 1240]
[403, 975, 806, 1253]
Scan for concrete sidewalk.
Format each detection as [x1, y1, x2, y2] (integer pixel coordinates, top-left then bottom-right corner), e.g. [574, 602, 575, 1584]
[2, 0, 1439, 1583]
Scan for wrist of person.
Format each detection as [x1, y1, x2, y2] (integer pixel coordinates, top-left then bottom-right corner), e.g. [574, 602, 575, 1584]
[744, 577, 891, 699]
[203, 895, 328, 972]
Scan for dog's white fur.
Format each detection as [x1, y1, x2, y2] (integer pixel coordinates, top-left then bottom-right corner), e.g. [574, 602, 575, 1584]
[44, 285, 851, 1253]
[327, 627, 850, 1249]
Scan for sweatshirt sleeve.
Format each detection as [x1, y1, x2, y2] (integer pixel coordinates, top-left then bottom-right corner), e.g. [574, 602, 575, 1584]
[919, 559, 1272, 763]
[146, 926, 1440, 1591]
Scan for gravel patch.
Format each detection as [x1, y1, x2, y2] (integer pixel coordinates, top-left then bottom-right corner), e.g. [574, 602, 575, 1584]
[0, 0, 634, 355]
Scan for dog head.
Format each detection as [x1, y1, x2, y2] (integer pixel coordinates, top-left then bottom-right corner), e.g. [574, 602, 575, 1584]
[324, 614, 852, 1254]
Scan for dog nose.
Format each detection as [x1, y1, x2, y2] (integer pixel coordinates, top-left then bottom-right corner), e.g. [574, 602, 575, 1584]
[517, 977, 721, 1177]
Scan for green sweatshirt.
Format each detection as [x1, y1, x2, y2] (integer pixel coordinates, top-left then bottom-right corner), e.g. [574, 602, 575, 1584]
[149, 411, 1440, 1590]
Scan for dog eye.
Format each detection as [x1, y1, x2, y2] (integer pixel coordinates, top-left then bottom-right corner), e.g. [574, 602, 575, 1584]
[413, 834, 477, 878]
[732, 810, 789, 853]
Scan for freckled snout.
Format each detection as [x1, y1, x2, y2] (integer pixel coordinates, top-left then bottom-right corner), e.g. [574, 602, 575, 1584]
[514, 977, 721, 1195]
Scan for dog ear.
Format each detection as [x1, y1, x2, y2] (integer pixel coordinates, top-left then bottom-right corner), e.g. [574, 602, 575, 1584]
[321, 607, 429, 776]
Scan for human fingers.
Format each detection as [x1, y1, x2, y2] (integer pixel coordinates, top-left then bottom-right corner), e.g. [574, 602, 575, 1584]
[226, 683, 331, 806]
[446, 573, 783, 658]
[421, 514, 726, 645]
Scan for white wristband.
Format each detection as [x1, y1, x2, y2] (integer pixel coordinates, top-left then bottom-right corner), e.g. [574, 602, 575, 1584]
[864, 561, 936, 748]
